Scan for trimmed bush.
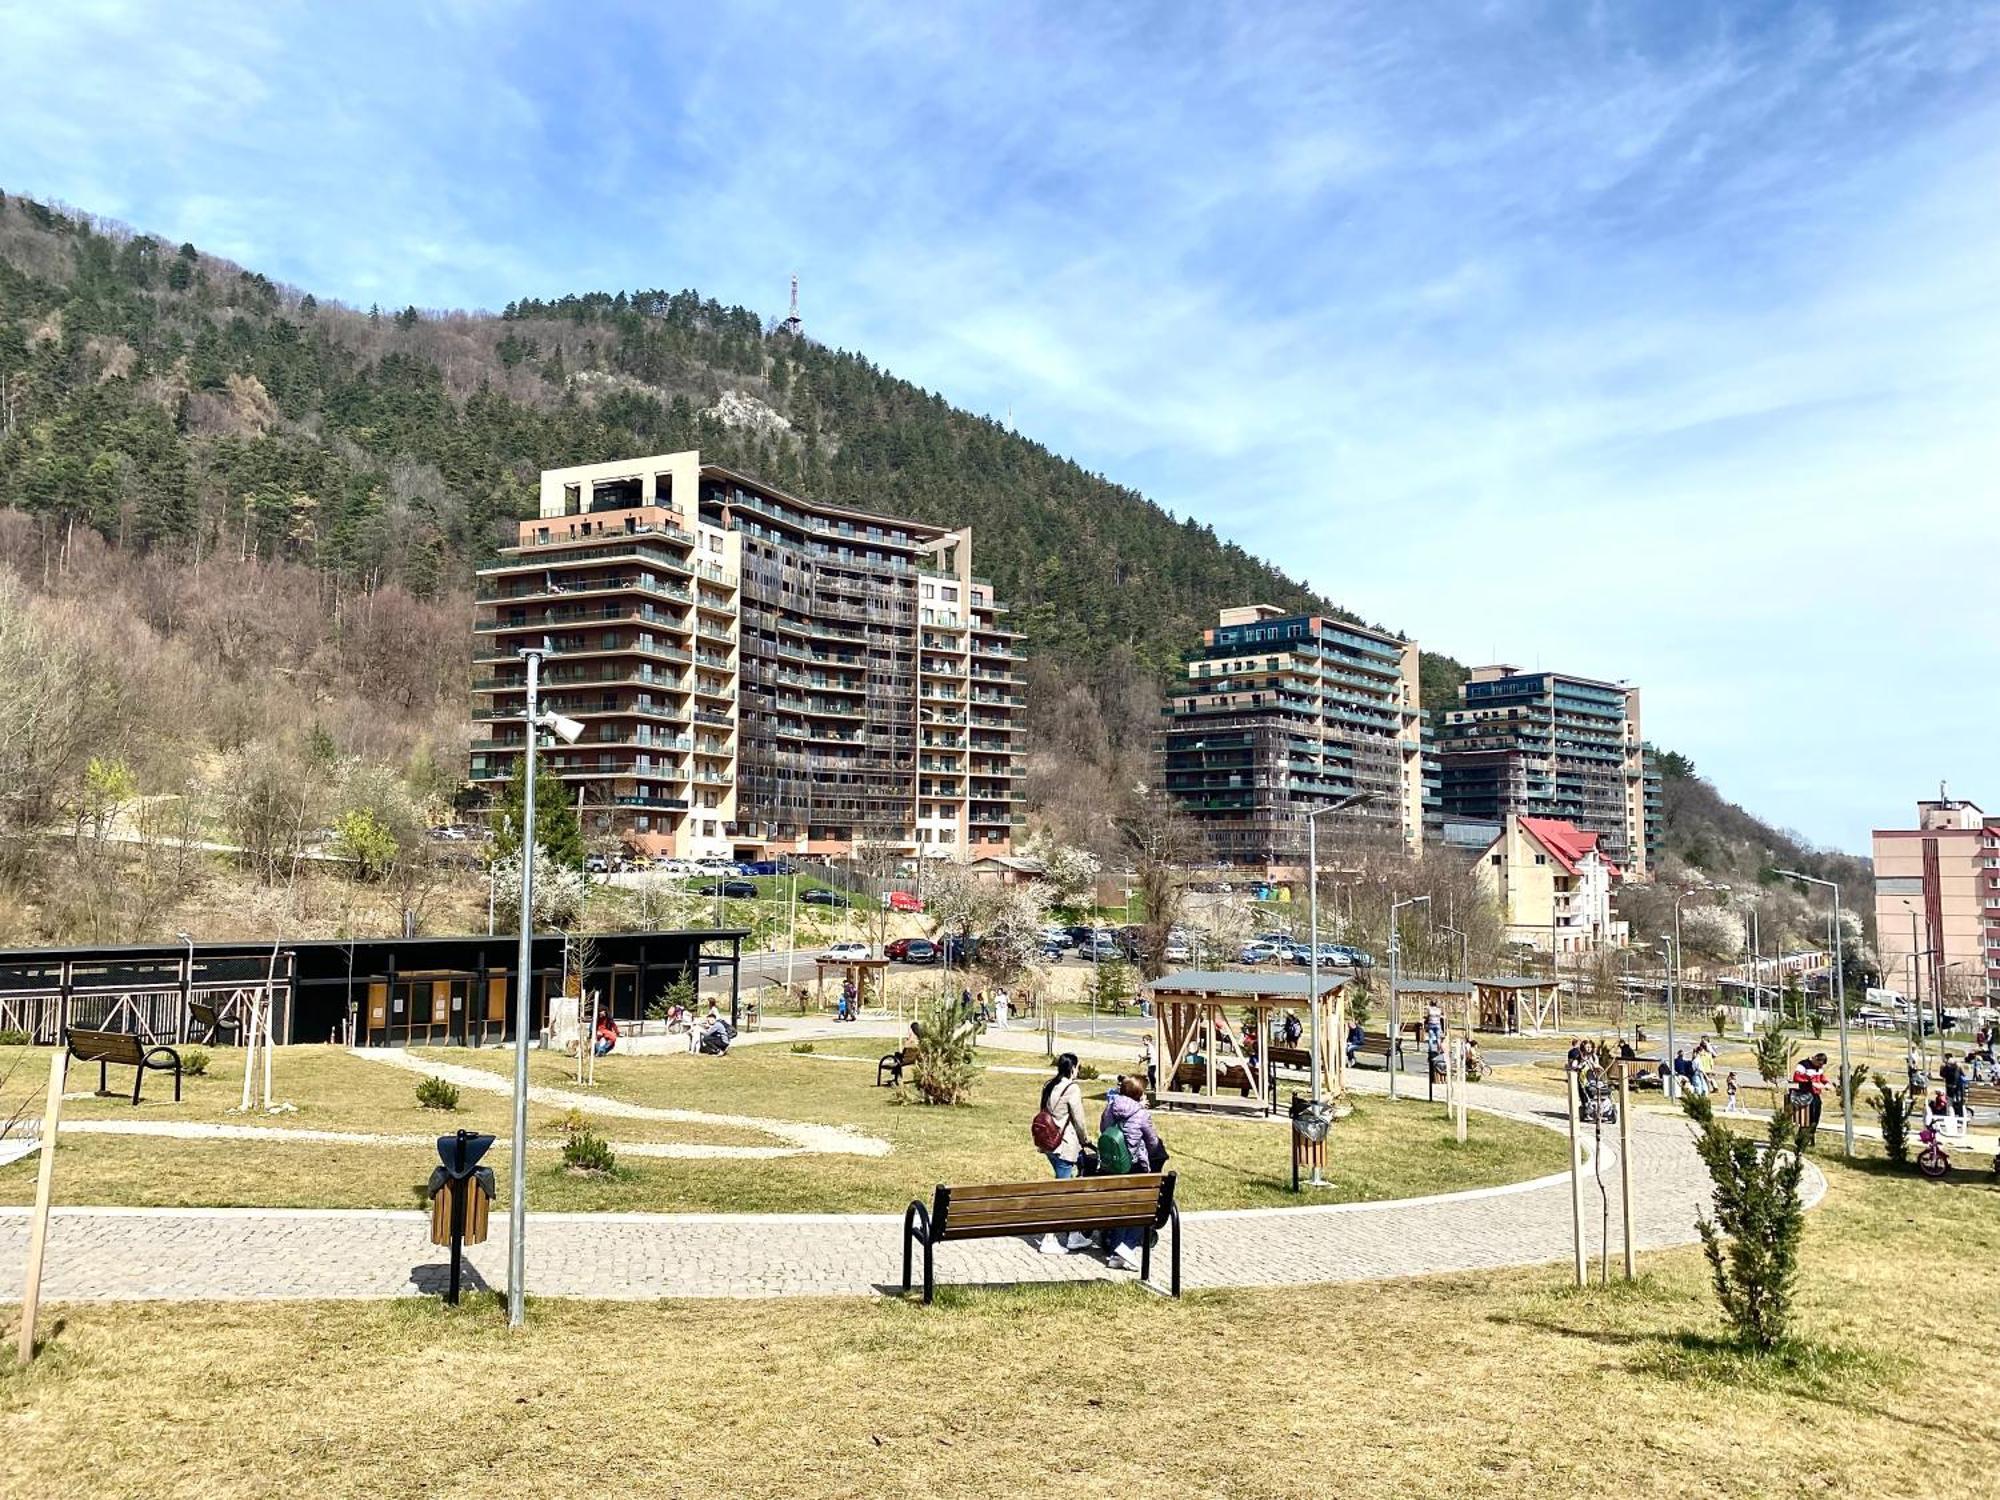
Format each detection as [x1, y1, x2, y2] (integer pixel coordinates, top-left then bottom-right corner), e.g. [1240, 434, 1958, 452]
[0, 1028, 31, 1046]
[181, 1046, 211, 1078]
[789, 1042, 815, 1055]
[415, 1075, 460, 1111]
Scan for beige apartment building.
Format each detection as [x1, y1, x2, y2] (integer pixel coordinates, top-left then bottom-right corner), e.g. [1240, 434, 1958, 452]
[471, 452, 1023, 860]
[1474, 814, 1629, 954]
[1872, 792, 2000, 1009]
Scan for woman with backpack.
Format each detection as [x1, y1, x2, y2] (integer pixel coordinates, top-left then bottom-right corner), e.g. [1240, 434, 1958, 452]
[1098, 1075, 1165, 1273]
[1030, 1053, 1094, 1254]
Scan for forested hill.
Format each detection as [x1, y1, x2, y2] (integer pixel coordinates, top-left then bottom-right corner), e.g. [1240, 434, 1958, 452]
[0, 191, 1413, 688]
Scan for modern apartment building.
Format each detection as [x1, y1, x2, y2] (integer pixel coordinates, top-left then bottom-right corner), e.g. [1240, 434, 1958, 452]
[1433, 665, 1656, 877]
[1161, 606, 1424, 870]
[471, 452, 1022, 859]
[1872, 791, 2000, 1008]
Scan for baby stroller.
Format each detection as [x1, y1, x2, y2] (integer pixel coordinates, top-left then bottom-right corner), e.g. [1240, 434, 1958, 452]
[1579, 1073, 1619, 1125]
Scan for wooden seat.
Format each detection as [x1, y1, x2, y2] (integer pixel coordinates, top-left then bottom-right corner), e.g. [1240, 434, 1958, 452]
[1351, 1030, 1402, 1069]
[877, 1044, 918, 1087]
[1171, 1059, 1255, 1096]
[188, 999, 237, 1046]
[1961, 1081, 2000, 1120]
[66, 1027, 182, 1105]
[902, 1172, 1180, 1303]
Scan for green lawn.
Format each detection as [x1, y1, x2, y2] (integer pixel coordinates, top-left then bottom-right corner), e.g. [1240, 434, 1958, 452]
[0, 1040, 1566, 1213]
[5, 1148, 1996, 1499]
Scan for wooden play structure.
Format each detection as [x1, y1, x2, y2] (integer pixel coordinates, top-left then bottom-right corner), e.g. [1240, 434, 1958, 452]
[813, 956, 891, 1014]
[1147, 969, 1350, 1115]
[1472, 975, 1562, 1034]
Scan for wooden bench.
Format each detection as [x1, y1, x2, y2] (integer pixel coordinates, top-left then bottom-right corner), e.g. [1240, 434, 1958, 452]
[877, 1044, 918, 1087]
[1171, 1059, 1256, 1096]
[901, 1173, 1180, 1304]
[67, 1027, 182, 1105]
[1349, 1030, 1403, 1070]
[189, 998, 238, 1046]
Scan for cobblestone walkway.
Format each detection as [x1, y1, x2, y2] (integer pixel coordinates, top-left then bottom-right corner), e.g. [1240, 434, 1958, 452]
[0, 1078, 1822, 1303]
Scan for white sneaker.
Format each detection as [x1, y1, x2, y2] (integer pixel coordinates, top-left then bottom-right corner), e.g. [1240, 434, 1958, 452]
[1036, 1233, 1065, 1255]
[1064, 1232, 1093, 1251]
[1109, 1245, 1142, 1272]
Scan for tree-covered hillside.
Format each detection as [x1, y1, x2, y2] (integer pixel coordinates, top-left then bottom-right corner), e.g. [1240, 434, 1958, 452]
[0, 191, 1385, 681]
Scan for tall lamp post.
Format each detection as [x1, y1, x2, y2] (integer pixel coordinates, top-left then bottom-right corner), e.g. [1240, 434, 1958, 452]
[1668, 884, 1729, 1097]
[1304, 791, 1377, 1123]
[1775, 868, 1852, 1158]
[1387, 893, 1431, 1101]
[506, 645, 583, 1329]
[1657, 931, 1678, 1098]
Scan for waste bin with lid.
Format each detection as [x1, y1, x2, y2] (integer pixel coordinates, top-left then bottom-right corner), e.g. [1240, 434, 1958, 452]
[426, 1129, 495, 1305]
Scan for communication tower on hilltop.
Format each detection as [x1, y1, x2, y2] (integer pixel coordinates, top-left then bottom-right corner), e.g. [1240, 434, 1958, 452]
[779, 274, 803, 337]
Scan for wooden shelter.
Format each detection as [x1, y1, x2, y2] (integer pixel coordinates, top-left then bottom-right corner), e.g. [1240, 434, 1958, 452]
[1472, 975, 1562, 1034]
[1147, 969, 1350, 1115]
[813, 956, 892, 1013]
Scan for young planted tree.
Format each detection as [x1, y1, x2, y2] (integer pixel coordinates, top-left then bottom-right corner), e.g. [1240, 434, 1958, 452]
[1873, 1078, 1913, 1167]
[1681, 1090, 1808, 1350]
[909, 993, 981, 1106]
[1752, 1022, 1796, 1088]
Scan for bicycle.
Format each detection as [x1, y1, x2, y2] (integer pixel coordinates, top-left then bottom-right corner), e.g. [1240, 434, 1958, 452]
[1916, 1124, 1952, 1180]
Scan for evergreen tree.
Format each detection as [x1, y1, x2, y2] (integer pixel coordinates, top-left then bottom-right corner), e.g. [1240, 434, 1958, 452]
[491, 753, 586, 869]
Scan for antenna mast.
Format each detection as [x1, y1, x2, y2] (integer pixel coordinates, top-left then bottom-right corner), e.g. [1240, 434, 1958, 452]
[780, 274, 803, 337]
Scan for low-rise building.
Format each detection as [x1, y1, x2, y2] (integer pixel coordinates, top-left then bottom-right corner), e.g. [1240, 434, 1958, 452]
[1475, 814, 1628, 954]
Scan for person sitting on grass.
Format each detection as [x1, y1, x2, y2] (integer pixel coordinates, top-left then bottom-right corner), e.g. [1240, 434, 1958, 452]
[1098, 1076, 1164, 1273]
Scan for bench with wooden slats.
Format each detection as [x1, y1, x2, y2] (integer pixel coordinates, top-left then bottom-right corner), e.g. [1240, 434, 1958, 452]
[1171, 1059, 1257, 1096]
[188, 998, 238, 1046]
[1963, 1081, 2000, 1120]
[901, 1172, 1180, 1303]
[66, 1026, 182, 1105]
[876, 1044, 918, 1087]
[1351, 1029, 1404, 1069]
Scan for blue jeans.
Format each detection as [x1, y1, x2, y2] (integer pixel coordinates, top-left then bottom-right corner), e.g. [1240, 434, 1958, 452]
[1046, 1155, 1076, 1180]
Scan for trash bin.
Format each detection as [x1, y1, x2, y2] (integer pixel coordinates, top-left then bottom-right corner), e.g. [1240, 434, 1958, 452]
[426, 1129, 496, 1304]
[1289, 1092, 1330, 1191]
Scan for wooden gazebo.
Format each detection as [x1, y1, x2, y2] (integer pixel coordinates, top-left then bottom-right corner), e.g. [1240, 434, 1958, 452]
[1147, 969, 1350, 1115]
[813, 956, 892, 1014]
[1472, 975, 1562, 1034]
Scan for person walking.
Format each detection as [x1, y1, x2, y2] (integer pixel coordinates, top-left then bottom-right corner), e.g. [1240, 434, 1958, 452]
[993, 986, 1011, 1030]
[1424, 1000, 1444, 1055]
[1098, 1076, 1164, 1273]
[1791, 1052, 1828, 1143]
[1723, 1070, 1741, 1114]
[1033, 1053, 1094, 1254]
[1941, 1053, 1967, 1122]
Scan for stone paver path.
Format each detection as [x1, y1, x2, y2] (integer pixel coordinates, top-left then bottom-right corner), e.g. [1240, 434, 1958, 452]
[0, 1075, 1822, 1303]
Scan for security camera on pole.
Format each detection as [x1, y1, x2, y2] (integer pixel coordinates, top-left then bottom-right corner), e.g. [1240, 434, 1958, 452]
[507, 643, 583, 1330]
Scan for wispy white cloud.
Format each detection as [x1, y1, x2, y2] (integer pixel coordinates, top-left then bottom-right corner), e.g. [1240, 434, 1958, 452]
[2, 0, 1998, 848]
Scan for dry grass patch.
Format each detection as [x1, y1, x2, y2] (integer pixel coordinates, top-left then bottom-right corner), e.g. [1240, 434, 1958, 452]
[3, 1153, 1997, 1499]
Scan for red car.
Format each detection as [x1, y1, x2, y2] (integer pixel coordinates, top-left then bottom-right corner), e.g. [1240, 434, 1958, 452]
[887, 891, 925, 912]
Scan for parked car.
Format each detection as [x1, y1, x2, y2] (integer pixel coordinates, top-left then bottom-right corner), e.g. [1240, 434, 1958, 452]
[802, 887, 852, 908]
[1162, 940, 1191, 965]
[584, 855, 609, 875]
[1038, 934, 1071, 959]
[942, 934, 980, 966]
[699, 879, 758, 900]
[823, 941, 872, 962]
[428, 825, 469, 842]
[887, 938, 938, 964]
[1080, 930, 1123, 960]
[1239, 942, 1280, 965]
[1063, 925, 1095, 948]
[886, 890, 925, 913]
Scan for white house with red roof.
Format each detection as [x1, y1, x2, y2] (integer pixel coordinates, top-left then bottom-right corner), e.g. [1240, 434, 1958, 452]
[1475, 814, 1628, 954]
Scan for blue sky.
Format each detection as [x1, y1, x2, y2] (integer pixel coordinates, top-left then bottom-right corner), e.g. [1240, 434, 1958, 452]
[5, 0, 1999, 853]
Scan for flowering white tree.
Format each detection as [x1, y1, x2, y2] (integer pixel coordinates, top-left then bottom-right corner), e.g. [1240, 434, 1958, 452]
[1026, 833, 1101, 910]
[488, 847, 591, 931]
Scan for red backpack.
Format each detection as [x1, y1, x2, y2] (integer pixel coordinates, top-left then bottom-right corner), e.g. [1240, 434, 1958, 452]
[1030, 1108, 1065, 1153]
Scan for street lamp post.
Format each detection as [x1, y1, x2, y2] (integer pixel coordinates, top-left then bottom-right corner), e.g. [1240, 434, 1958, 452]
[506, 646, 583, 1328]
[1387, 893, 1431, 1101]
[1776, 869, 1852, 1158]
[1304, 792, 1377, 1122]
[1658, 932, 1678, 1098]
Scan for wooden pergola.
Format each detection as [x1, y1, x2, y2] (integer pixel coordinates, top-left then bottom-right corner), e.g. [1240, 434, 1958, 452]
[1472, 975, 1562, 1034]
[813, 957, 891, 1013]
[1147, 969, 1350, 1115]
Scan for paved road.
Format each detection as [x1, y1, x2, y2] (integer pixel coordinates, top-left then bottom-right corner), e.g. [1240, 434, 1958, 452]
[0, 1075, 1817, 1303]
